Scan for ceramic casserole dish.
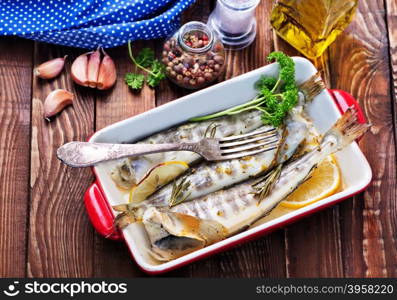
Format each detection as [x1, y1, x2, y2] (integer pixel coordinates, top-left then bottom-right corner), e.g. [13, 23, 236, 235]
[84, 57, 372, 274]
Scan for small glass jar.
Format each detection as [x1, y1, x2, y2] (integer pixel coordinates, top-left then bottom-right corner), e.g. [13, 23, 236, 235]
[208, 0, 260, 50]
[161, 21, 226, 89]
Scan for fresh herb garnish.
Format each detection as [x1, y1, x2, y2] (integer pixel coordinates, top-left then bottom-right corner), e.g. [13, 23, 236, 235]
[169, 177, 192, 208]
[124, 73, 145, 90]
[146, 60, 166, 87]
[135, 48, 155, 68]
[190, 52, 299, 127]
[125, 41, 166, 90]
[252, 164, 283, 203]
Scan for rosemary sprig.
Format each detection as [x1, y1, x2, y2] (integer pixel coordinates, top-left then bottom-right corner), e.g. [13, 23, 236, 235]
[252, 164, 283, 203]
[169, 177, 192, 207]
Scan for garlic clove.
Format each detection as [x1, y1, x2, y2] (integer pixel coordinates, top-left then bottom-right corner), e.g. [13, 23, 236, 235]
[34, 55, 67, 79]
[87, 48, 101, 88]
[97, 49, 117, 90]
[71, 52, 90, 87]
[44, 89, 74, 120]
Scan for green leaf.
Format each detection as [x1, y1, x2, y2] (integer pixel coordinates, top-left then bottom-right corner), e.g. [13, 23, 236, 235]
[255, 76, 278, 91]
[124, 73, 145, 90]
[267, 51, 295, 88]
[125, 42, 166, 90]
[146, 60, 166, 87]
[135, 48, 155, 68]
[191, 51, 299, 128]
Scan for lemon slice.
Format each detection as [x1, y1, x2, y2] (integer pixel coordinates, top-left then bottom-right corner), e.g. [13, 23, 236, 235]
[129, 161, 189, 203]
[280, 155, 341, 209]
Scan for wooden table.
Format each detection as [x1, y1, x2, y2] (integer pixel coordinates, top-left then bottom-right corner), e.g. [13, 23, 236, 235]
[0, 0, 396, 278]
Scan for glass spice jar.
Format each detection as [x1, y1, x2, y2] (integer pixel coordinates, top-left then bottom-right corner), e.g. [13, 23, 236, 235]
[161, 21, 226, 89]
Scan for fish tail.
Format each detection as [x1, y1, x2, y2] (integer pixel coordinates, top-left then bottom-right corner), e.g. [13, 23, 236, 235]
[299, 72, 325, 102]
[324, 107, 370, 149]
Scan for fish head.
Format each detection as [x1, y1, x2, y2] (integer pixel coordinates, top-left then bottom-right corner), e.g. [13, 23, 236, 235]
[142, 207, 226, 261]
[110, 160, 137, 190]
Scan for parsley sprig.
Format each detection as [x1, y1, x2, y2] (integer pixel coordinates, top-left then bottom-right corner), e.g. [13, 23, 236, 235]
[190, 52, 298, 127]
[124, 41, 166, 90]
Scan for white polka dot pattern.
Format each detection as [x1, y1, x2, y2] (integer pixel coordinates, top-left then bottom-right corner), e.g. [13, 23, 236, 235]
[0, 0, 196, 49]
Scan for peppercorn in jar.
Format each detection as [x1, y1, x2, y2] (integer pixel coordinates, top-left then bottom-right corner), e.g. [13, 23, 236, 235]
[161, 21, 226, 89]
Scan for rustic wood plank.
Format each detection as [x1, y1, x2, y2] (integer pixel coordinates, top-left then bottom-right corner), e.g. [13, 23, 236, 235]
[386, 0, 397, 95]
[330, 0, 397, 277]
[284, 209, 344, 277]
[160, 0, 287, 278]
[272, 10, 344, 278]
[385, 0, 397, 144]
[385, 2, 397, 277]
[0, 37, 32, 277]
[28, 43, 95, 277]
[93, 43, 155, 277]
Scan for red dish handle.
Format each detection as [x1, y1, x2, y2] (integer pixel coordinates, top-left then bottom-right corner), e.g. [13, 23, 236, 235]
[84, 181, 122, 241]
[328, 89, 366, 124]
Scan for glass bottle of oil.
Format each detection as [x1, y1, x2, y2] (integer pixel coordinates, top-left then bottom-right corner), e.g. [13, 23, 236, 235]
[271, 0, 359, 59]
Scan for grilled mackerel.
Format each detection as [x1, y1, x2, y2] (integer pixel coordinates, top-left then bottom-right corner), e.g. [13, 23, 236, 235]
[111, 110, 264, 190]
[140, 108, 369, 261]
[136, 105, 314, 209]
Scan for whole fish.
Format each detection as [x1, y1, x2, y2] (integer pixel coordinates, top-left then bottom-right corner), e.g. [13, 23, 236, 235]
[112, 74, 323, 194]
[111, 110, 264, 190]
[134, 105, 313, 209]
[140, 108, 369, 261]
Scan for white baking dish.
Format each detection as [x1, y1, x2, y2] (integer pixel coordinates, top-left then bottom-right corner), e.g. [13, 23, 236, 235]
[85, 57, 372, 274]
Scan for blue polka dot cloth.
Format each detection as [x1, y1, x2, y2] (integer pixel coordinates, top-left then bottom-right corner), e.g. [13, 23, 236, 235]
[0, 0, 196, 49]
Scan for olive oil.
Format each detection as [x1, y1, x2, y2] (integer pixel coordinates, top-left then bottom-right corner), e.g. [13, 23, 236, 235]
[271, 0, 359, 58]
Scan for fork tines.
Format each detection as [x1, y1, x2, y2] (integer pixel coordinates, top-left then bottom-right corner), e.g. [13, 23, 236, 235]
[218, 127, 280, 160]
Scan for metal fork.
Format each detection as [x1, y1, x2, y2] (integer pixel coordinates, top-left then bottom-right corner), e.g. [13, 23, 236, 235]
[56, 127, 279, 167]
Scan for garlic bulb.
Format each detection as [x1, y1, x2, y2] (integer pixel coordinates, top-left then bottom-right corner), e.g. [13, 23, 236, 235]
[71, 48, 116, 90]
